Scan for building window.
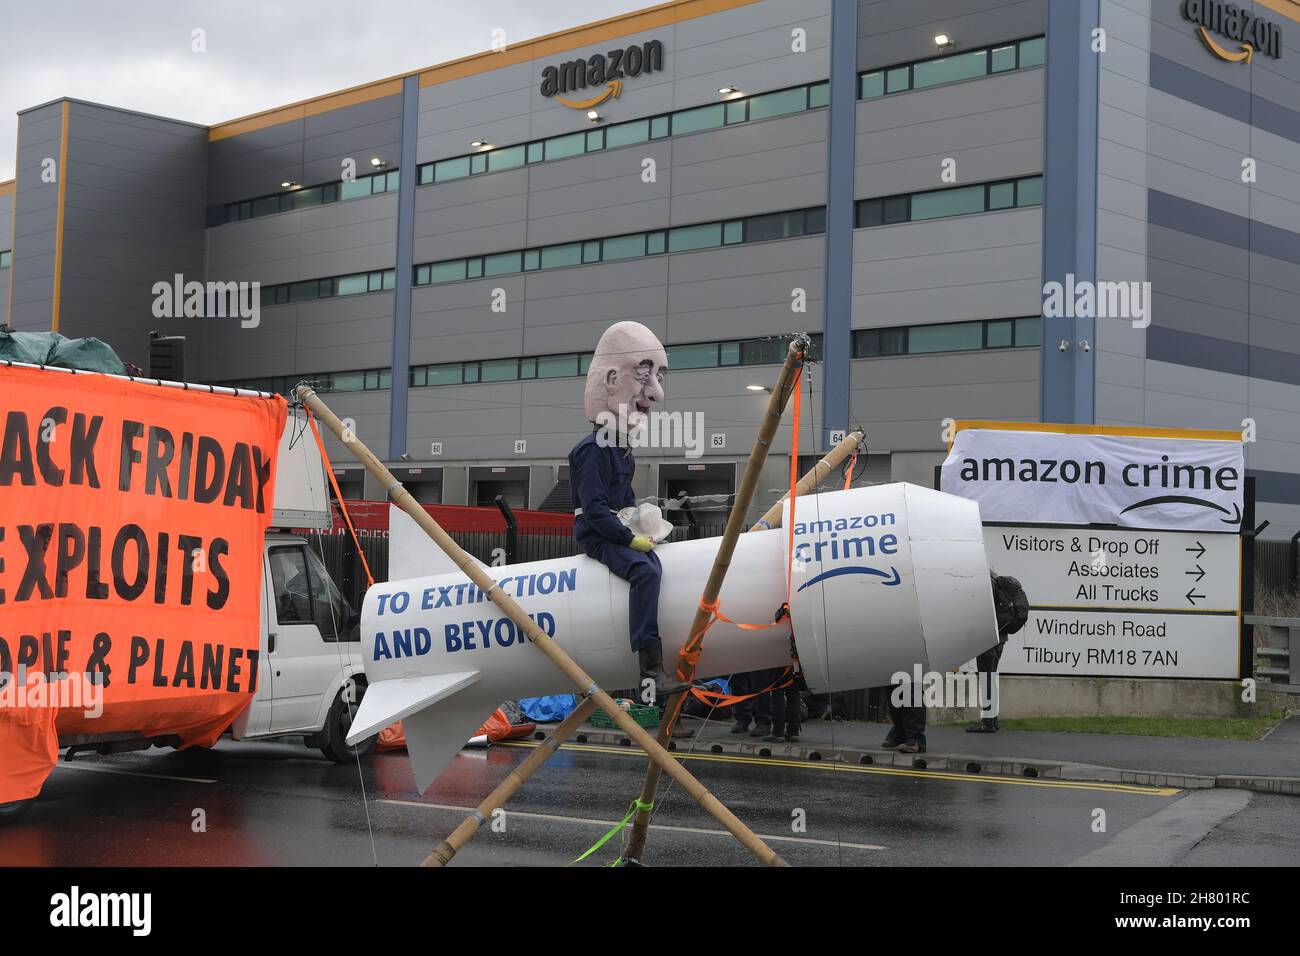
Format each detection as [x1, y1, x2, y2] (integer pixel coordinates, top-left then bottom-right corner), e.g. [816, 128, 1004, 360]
[405, 334, 825, 392]
[415, 80, 830, 187]
[222, 167, 397, 225]
[413, 205, 826, 288]
[0, 250, 11, 269]
[851, 318, 1042, 358]
[855, 176, 1043, 228]
[260, 268, 396, 308]
[859, 35, 1045, 99]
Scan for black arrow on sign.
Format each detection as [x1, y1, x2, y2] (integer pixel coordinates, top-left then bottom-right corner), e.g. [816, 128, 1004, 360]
[1185, 541, 1206, 559]
[1184, 564, 1206, 582]
[1186, 588, 1206, 606]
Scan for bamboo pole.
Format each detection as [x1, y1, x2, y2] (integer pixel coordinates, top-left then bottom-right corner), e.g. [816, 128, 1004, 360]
[426, 429, 862, 866]
[422, 696, 600, 867]
[295, 384, 787, 868]
[750, 429, 865, 532]
[427, 430, 866, 867]
[620, 339, 807, 864]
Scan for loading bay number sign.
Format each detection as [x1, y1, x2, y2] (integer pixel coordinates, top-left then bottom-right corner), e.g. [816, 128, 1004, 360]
[984, 525, 1240, 679]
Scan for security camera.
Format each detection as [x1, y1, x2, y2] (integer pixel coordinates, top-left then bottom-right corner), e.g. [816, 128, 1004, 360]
[1058, 339, 1070, 352]
[1078, 340, 1091, 352]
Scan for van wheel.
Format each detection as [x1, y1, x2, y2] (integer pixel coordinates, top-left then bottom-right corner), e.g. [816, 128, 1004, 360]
[0, 799, 34, 825]
[319, 682, 376, 764]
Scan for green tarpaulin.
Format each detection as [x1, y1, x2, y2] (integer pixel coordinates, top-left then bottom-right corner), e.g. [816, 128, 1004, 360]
[0, 330, 125, 374]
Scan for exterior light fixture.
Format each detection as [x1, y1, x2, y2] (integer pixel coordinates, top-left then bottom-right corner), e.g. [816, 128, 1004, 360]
[370, 156, 386, 168]
[934, 33, 954, 48]
[281, 180, 298, 189]
[718, 85, 738, 95]
[470, 139, 489, 148]
[746, 384, 769, 392]
[587, 109, 602, 122]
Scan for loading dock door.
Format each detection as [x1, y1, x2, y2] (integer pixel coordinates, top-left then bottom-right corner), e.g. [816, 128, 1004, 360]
[469, 466, 529, 509]
[658, 462, 736, 527]
[391, 466, 443, 504]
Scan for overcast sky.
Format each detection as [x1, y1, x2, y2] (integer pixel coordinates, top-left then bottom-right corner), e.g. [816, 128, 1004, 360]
[0, 0, 652, 180]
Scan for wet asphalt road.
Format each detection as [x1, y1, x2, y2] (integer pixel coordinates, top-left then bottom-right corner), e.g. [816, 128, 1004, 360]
[2, 735, 1297, 867]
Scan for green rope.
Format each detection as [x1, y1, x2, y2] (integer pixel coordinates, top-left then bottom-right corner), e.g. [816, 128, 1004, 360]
[567, 799, 653, 867]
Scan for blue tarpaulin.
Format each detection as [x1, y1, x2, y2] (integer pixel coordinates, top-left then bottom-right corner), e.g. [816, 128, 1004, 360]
[517, 695, 578, 722]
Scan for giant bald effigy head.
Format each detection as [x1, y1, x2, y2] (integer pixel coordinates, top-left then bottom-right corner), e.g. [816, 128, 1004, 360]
[583, 321, 668, 435]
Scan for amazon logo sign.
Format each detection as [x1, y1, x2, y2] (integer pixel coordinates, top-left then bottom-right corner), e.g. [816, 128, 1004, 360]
[939, 425, 1247, 534]
[1182, 0, 1283, 62]
[540, 39, 665, 109]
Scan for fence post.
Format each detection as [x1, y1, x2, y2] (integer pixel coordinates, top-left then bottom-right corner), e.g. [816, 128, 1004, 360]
[494, 494, 517, 565]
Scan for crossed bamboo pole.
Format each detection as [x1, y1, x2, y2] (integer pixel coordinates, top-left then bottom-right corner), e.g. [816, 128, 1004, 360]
[421, 428, 866, 866]
[295, 384, 787, 867]
[619, 339, 809, 864]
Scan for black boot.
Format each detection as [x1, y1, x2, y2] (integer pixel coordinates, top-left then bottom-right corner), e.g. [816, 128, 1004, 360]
[637, 640, 694, 703]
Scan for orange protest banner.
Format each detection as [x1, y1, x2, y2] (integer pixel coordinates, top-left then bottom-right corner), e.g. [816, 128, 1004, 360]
[0, 366, 287, 803]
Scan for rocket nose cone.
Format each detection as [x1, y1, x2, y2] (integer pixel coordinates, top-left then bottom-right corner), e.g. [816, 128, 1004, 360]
[786, 484, 996, 693]
[905, 487, 998, 671]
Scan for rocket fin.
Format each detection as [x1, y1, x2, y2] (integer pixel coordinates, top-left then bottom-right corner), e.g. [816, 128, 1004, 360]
[346, 671, 481, 743]
[402, 689, 503, 794]
[389, 504, 487, 580]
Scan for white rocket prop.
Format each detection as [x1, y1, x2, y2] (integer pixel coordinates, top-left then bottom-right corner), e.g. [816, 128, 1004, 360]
[346, 483, 996, 793]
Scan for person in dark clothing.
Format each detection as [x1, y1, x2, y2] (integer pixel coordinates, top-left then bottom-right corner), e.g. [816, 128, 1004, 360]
[765, 672, 803, 743]
[570, 321, 692, 704]
[966, 571, 1029, 733]
[729, 668, 778, 737]
[883, 696, 927, 753]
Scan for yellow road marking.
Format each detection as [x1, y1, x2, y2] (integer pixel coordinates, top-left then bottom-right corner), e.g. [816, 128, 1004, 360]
[497, 740, 1180, 796]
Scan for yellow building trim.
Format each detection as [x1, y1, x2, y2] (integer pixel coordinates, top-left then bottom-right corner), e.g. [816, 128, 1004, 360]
[949, 420, 1244, 447]
[0, 180, 14, 196]
[208, 0, 761, 142]
[51, 101, 70, 334]
[1254, 0, 1300, 25]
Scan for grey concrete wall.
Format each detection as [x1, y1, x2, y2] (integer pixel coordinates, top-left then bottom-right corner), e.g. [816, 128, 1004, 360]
[55, 102, 208, 368]
[207, 95, 402, 207]
[857, 0, 1047, 70]
[849, 348, 1041, 452]
[9, 103, 63, 331]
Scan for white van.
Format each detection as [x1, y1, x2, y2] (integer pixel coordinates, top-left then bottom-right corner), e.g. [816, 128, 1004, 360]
[55, 407, 377, 766]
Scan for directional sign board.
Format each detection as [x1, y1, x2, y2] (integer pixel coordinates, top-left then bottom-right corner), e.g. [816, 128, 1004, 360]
[984, 527, 1239, 613]
[986, 526, 1241, 679]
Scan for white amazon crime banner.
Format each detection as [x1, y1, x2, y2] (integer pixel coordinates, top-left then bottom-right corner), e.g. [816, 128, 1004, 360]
[940, 428, 1244, 532]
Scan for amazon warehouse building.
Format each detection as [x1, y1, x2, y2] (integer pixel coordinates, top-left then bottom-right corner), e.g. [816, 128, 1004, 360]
[1, 0, 1299, 536]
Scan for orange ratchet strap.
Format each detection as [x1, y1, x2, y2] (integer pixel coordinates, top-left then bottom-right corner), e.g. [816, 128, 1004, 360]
[304, 405, 375, 589]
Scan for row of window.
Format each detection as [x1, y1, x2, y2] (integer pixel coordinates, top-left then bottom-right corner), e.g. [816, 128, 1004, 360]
[212, 35, 1045, 230]
[218, 319, 1040, 398]
[223, 169, 400, 225]
[221, 367, 392, 396]
[414, 207, 826, 287]
[856, 175, 1043, 228]
[0, 250, 10, 269]
[254, 175, 1042, 307]
[259, 268, 396, 307]
[416, 81, 829, 187]
[853, 317, 1041, 358]
[409, 334, 825, 389]
[860, 35, 1045, 99]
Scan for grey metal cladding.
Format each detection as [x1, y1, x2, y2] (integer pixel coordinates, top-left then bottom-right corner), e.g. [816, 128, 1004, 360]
[854, 69, 1044, 198]
[207, 93, 401, 206]
[857, 0, 1047, 71]
[1150, 188, 1300, 265]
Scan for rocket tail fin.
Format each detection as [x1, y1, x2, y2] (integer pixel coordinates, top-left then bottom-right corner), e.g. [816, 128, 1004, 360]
[347, 671, 481, 743]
